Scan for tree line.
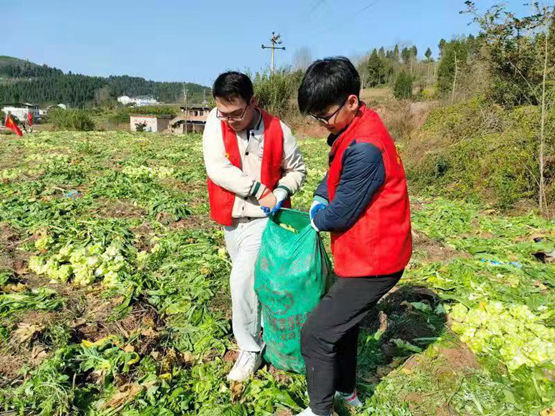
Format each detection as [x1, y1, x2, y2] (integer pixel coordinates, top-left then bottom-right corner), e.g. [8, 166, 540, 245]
[0, 61, 63, 78]
[356, 2, 553, 109]
[0, 62, 210, 108]
[356, 35, 483, 100]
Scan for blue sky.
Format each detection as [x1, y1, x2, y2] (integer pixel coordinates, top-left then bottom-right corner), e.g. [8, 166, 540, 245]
[4, 0, 534, 87]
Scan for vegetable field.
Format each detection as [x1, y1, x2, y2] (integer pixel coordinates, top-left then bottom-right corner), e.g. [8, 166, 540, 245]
[0, 131, 553, 415]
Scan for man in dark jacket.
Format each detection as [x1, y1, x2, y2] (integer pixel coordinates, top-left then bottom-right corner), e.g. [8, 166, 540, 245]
[294, 57, 412, 416]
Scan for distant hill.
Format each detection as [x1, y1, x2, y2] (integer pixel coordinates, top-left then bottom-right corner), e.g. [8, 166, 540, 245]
[0, 56, 25, 65]
[0, 56, 63, 78]
[0, 56, 210, 107]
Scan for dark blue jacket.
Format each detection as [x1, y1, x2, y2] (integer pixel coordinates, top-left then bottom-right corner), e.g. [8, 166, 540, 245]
[313, 136, 385, 232]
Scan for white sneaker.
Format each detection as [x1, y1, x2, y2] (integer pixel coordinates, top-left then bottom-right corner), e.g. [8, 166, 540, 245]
[295, 408, 331, 416]
[335, 390, 363, 407]
[226, 350, 262, 381]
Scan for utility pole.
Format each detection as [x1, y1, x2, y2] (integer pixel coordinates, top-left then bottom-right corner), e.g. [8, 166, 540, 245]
[261, 32, 286, 76]
[183, 85, 188, 133]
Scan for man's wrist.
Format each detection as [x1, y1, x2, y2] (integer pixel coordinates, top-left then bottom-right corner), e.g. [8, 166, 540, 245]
[313, 195, 329, 206]
[250, 181, 268, 199]
[273, 187, 289, 202]
[259, 188, 272, 199]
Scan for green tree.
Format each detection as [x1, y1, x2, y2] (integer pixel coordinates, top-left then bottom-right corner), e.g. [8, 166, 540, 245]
[463, 1, 554, 107]
[436, 39, 469, 94]
[401, 47, 411, 64]
[411, 45, 418, 59]
[438, 39, 446, 56]
[463, 1, 554, 213]
[366, 49, 386, 87]
[393, 71, 412, 99]
[425, 47, 433, 61]
[393, 44, 400, 61]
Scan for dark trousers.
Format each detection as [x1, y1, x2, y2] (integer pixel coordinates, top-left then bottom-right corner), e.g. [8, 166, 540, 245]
[300, 270, 403, 415]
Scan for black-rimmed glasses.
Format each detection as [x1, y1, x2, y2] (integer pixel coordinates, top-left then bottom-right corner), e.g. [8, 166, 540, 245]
[216, 104, 249, 121]
[309, 97, 348, 124]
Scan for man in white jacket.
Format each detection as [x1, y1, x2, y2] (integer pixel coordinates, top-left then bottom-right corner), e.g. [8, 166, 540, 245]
[203, 72, 306, 381]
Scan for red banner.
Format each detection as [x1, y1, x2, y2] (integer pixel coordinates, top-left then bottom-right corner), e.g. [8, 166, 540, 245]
[5, 115, 23, 136]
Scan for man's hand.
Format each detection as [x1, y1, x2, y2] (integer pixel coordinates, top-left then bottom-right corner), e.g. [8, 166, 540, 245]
[259, 191, 277, 212]
[309, 198, 328, 231]
[269, 188, 289, 215]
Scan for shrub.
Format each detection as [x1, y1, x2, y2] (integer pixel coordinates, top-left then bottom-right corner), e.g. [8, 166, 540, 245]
[420, 87, 436, 100]
[47, 108, 95, 131]
[393, 71, 413, 100]
[252, 70, 301, 119]
[404, 99, 554, 209]
[107, 108, 131, 124]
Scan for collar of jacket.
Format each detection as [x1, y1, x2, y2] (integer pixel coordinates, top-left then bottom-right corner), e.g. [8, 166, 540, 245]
[327, 102, 367, 165]
[245, 109, 263, 137]
[326, 101, 365, 147]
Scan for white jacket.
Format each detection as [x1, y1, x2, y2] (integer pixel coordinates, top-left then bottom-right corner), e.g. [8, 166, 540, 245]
[203, 108, 306, 219]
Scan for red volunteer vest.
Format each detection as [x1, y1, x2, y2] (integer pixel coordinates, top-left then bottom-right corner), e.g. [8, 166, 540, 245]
[327, 104, 412, 277]
[207, 109, 290, 226]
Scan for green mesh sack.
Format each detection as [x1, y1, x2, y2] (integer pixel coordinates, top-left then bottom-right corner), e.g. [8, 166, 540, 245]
[255, 208, 331, 373]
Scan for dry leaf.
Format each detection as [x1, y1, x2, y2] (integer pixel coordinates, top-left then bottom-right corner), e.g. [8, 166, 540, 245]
[140, 327, 158, 338]
[230, 381, 244, 402]
[142, 316, 156, 328]
[102, 383, 143, 409]
[14, 323, 43, 344]
[30, 345, 48, 365]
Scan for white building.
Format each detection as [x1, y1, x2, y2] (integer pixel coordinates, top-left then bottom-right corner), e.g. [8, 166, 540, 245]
[2, 103, 41, 122]
[118, 96, 158, 106]
[130, 115, 172, 132]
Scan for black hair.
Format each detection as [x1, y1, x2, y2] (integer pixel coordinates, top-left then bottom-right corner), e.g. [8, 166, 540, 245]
[297, 57, 360, 114]
[212, 71, 254, 103]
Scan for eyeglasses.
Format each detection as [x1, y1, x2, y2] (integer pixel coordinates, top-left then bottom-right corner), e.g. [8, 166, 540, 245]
[216, 104, 249, 121]
[309, 97, 348, 124]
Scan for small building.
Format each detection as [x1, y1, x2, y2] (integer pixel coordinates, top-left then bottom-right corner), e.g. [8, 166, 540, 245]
[180, 105, 210, 120]
[130, 115, 172, 132]
[1, 103, 41, 123]
[118, 96, 158, 106]
[170, 105, 211, 134]
[40, 104, 67, 117]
